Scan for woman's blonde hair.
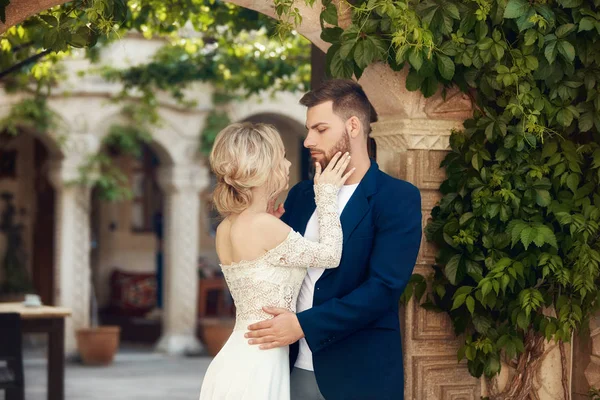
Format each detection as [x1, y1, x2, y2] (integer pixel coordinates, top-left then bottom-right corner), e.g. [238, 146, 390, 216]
[210, 122, 287, 217]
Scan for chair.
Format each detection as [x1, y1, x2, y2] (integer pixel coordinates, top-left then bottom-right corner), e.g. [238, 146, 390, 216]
[0, 313, 25, 400]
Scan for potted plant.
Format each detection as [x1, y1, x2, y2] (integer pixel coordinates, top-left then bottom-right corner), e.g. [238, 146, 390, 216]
[75, 235, 121, 365]
[76, 284, 121, 365]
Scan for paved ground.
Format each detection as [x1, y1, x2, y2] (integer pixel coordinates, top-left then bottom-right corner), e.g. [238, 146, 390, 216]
[16, 340, 212, 400]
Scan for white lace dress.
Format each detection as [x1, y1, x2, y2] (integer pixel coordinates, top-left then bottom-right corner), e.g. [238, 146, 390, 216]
[199, 183, 342, 400]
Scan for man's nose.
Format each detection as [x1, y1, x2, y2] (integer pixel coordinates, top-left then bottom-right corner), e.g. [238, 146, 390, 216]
[304, 131, 316, 148]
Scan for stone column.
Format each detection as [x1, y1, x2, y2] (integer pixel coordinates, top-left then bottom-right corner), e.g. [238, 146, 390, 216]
[49, 159, 92, 356]
[156, 164, 209, 355]
[371, 115, 483, 399]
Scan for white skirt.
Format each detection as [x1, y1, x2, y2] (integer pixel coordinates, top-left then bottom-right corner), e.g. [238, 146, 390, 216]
[199, 329, 290, 400]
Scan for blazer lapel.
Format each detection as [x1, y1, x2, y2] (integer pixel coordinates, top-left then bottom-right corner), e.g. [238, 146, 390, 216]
[320, 160, 379, 279]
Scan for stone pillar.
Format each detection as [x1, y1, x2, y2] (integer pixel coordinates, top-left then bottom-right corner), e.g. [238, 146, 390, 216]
[49, 159, 92, 356]
[156, 164, 209, 355]
[371, 115, 483, 399]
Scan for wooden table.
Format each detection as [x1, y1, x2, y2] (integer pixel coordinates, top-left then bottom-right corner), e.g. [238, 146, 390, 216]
[0, 303, 71, 400]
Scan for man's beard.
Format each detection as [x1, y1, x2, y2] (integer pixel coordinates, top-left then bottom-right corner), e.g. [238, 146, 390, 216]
[312, 131, 351, 170]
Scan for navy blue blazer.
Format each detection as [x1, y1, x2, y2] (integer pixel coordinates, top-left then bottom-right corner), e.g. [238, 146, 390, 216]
[281, 160, 422, 400]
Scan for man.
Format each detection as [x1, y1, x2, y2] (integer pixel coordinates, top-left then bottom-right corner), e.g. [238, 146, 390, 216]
[245, 79, 422, 400]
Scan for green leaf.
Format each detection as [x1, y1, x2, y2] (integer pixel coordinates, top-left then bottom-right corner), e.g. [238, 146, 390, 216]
[520, 226, 536, 250]
[321, 2, 338, 25]
[405, 69, 424, 91]
[445, 254, 462, 285]
[558, 0, 582, 7]
[567, 173, 580, 193]
[556, 108, 573, 127]
[409, 49, 424, 71]
[558, 41, 576, 63]
[484, 357, 501, 376]
[354, 39, 375, 69]
[542, 141, 558, 159]
[321, 27, 344, 43]
[329, 49, 355, 79]
[466, 296, 475, 315]
[504, 0, 530, 19]
[556, 24, 576, 38]
[545, 41, 558, 64]
[421, 76, 439, 98]
[437, 54, 455, 80]
[579, 17, 596, 32]
[517, 311, 530, 329]
[536, 189, 551, 207]
[452, 293, 468, 310]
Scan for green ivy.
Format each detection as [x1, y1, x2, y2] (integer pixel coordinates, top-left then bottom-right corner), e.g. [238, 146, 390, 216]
[274, 0, 600, 390]
[0, 97, 60, 135]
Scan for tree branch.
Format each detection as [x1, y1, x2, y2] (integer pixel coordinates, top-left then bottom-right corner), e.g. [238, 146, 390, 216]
[0, 49, 52, 80]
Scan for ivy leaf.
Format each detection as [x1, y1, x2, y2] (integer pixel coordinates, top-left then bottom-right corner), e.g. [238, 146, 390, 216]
[517, 311, 530, 329]
[321, 27, 344, 44]
[329, 49, 355, 78]
[545, 41, 558, 64]
[556, 24, 576, 38]
[504, 0, 530, 19]
[558, 41, 576, 63]
[542, 141, 558, 159]
[466, 296, 475, 315]
[409, 49, 424, 71]
[406, 69, 424, 91]
[520, 226, 536, 250]
[354, 39, 374, 69]
[558, 0, 582, 7]
[579, 17, 596, 32]
[567, 173, 580, 193]
[556, 108, 573, 127]
[484, 357, 501, 377]
[421, 76, 439, 98]
[437, 54, 455, 80]
[445, 254, 462, 285]
[536, 189, 551, 207]
[579, 111, 594, 132]
[321, 2, 338, 26]
[452, 293, 468, 310]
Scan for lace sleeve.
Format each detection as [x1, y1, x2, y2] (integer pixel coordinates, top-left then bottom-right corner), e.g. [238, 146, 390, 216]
[266, 183, 342, 269]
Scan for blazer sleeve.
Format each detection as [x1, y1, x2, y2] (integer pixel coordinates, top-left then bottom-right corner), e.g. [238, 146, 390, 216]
[296, 182, 422, 354]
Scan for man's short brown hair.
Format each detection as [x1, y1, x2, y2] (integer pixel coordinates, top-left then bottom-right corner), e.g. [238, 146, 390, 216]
[299, 79, 378, 136]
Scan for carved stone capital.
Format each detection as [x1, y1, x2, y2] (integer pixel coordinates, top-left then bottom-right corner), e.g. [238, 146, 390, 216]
[370, 117, 464, 153]
[156, 164, 209, 194]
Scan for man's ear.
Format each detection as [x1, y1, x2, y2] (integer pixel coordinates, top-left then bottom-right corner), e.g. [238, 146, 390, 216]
[346, 116, 361, 138]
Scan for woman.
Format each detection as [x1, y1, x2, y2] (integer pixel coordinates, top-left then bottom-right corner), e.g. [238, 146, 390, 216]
[199, 122, 353, 399]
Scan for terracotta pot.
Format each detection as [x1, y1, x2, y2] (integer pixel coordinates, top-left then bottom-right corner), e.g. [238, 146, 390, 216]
[76, 326, 121, 365]
[197, 318, 235, 357]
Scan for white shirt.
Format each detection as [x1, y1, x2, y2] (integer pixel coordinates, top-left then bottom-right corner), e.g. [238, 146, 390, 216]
[294, 183, 359, 371]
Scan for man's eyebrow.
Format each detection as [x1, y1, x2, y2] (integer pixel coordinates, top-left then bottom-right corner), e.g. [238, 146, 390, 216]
[305, 122, 328, 130]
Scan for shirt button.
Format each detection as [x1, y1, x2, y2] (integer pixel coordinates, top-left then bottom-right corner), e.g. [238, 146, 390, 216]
[316, 287, 320, 291]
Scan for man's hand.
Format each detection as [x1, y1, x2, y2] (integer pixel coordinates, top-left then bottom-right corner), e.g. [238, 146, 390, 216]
[245, 307, 304, 350]
[267, 198, 285, 218]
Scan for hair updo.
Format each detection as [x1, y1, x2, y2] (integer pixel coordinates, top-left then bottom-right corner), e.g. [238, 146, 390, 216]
[209, 122, 286, 217]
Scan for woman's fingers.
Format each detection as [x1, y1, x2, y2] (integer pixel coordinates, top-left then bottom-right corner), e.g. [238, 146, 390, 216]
[336, 153, 351, 176]
[326, 152, 343, 171]
[341, 167, 356, 184]
[314, 161, 322, 183]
